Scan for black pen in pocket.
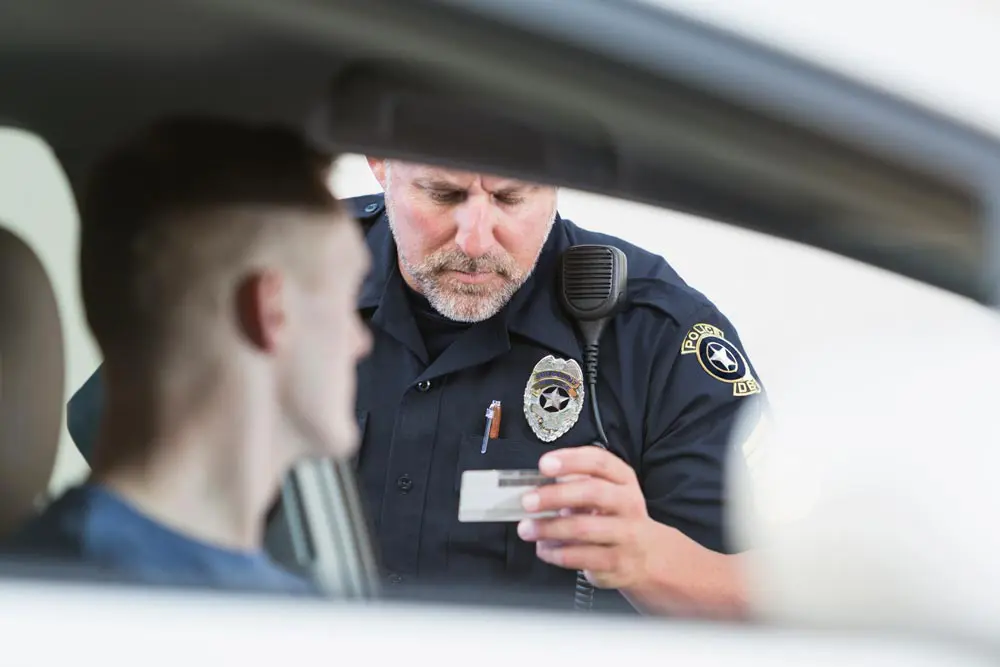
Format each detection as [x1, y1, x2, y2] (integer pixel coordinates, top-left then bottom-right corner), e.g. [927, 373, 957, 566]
[481, 400, 502, 454]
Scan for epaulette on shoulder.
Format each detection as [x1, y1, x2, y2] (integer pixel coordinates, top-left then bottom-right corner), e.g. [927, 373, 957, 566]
[560, 218, 712, 325]
[341, 193, 386, 232]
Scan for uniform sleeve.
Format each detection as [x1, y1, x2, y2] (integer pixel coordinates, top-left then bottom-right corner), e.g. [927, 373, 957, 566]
[639, 304, 765, 554]
[66, 365, 104, 466]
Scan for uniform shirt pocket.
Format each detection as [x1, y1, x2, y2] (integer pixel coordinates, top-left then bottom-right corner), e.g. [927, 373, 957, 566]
[448, 434, 560, 572]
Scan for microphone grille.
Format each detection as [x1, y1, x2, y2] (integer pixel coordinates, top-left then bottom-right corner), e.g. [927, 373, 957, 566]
[562, 245, 615, 311]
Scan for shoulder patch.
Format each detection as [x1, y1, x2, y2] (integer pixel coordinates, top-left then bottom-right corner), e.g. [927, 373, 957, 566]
[680, 323, 761, 397]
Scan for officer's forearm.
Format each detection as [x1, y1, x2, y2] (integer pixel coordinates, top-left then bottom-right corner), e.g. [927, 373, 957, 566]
[622, 526, 749, 620]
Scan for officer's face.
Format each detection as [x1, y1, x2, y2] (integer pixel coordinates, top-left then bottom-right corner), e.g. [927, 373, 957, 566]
[371, 159, 558, 322]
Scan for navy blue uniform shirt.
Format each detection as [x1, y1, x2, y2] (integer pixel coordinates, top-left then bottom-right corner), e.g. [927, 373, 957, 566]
[66, 193, 763, 611]
[5, 484, 314, 595]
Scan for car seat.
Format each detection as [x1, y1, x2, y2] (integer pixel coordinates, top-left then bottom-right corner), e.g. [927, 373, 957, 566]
[0, 226, 64, 537]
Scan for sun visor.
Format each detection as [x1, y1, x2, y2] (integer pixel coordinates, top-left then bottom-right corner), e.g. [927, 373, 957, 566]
[311, 62, 618, 189]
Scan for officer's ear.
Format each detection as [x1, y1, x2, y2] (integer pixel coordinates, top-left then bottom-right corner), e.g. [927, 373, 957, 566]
[366, 157, 389, 190]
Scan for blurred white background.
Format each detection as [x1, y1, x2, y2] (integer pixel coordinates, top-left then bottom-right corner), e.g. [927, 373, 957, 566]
[654, 0, 1000, 137]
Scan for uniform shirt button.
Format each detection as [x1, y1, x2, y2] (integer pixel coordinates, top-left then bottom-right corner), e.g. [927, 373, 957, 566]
[416, 380, 432, 392]
[396, 475, 413, 493]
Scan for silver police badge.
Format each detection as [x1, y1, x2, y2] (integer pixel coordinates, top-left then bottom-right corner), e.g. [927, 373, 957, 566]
[523, 355, 585, 443]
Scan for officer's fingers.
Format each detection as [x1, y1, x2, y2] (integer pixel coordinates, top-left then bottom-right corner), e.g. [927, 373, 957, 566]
[518, 515, 623, 546]
[524, 478, 625, 515]
[536, 542, 618, 579]
[539, 446, 635, 486]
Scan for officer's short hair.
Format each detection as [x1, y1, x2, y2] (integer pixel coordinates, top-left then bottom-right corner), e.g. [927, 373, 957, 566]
[79, 116, 342, 361]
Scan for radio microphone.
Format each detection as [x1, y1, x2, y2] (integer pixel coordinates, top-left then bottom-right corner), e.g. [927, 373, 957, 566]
[558, 244, 627, 611]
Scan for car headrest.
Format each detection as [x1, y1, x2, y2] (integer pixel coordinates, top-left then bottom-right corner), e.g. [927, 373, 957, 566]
[0, 227, 64, 536]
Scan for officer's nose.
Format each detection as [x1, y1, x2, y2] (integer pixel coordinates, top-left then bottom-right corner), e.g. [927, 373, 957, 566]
[453, 198, 498, 259]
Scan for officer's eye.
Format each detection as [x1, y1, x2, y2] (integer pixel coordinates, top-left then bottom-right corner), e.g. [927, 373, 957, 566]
[428, 189, 466, 205]
[494, 192, 525, 206]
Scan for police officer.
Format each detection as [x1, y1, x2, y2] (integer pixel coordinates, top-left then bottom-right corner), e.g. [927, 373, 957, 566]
[67, 159, 763, 617]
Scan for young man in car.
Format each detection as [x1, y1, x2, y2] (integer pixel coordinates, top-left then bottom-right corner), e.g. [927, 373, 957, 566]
[7, 118, 371, 594]
[67, 158, 761, 616]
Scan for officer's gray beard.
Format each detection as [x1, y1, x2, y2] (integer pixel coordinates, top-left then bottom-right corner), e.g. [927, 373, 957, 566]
[387, 208, 556, 323]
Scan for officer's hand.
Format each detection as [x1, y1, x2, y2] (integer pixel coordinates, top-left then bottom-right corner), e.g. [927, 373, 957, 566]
[515, 445, 658, 590]
[515, 446, 743, 617]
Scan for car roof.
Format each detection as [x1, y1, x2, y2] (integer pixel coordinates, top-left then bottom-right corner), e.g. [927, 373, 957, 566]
[3, 0, 999, 302]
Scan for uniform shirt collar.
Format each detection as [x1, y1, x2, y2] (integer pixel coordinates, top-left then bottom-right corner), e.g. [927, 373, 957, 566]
[503, 217, 583, 361]
[358, 216, 394, 312]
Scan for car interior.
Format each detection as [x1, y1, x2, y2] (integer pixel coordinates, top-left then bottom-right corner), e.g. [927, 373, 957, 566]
[2, 0, 1000, 660]
[0, 228, 64, 537]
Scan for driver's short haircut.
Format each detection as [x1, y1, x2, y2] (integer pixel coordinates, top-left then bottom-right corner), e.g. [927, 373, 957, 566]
[79, 116, 342, 360]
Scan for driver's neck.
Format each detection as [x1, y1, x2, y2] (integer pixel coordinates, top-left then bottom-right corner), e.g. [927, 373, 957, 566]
[91, 393, 283, 553]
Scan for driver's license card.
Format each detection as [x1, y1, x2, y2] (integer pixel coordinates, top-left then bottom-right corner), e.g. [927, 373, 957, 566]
[458, 469, 560, 523]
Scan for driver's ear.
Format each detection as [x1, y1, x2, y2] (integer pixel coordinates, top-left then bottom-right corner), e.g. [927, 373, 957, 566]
[236, 270, 286, 353]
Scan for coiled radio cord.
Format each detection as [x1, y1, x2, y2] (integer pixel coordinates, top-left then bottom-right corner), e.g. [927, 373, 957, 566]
[573, 343, 608, 612]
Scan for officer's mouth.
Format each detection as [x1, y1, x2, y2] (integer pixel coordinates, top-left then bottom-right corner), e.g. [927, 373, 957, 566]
[445, 269, 498, 285]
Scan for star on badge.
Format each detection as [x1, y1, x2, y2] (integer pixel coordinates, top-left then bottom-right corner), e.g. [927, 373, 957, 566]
[523, 355, 585, 442]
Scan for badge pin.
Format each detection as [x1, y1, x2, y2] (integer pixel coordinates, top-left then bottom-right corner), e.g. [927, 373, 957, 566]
[523, 355, 585, 442]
